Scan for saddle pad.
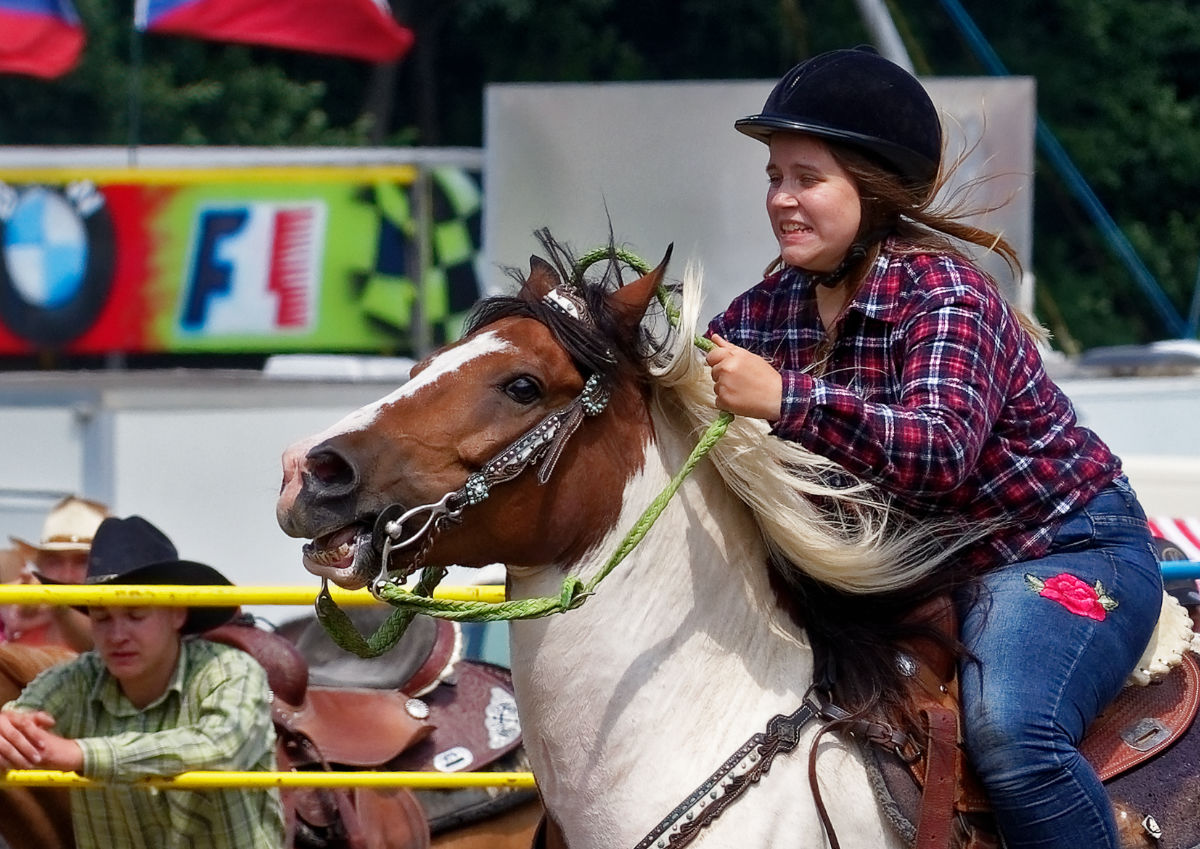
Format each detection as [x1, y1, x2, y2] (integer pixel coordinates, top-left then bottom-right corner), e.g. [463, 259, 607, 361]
[294, 608, 460, 695]
[1084, 650, 1200, 781]
[391, 660, 523, 774]
[414, 748, 539, 834]
[1126, 590, 1200, 686]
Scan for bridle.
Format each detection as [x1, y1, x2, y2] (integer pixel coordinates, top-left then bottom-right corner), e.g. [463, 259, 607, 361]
[368, 368, 611, 594]
[313, 271, 721, 659]
[364, 270, 623, 591]
[367, 273, 614, 594]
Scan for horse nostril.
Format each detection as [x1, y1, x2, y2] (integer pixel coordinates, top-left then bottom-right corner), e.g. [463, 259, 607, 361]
[306, 447, 357, 491]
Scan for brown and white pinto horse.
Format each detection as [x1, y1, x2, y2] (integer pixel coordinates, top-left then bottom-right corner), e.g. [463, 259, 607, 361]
[277, 234, 1200, 849]
[276, 234, 944, 849]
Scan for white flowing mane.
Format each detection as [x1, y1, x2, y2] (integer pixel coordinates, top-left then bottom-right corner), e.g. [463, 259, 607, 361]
[644, 266, 956, 595]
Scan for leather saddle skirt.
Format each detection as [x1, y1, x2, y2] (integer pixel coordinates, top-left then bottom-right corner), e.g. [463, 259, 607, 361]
[1086, 651, 1200, 781]
[206, 616, 523, 772]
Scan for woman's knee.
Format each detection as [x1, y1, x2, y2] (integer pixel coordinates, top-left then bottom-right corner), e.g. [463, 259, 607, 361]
[962, 709, 1064, 785]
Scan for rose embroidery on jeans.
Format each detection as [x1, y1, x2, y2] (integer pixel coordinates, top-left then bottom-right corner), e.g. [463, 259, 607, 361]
[1025, 572, 1118, 621]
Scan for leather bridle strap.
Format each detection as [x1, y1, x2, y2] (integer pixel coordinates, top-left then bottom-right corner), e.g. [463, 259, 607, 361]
[368, 371, 610, 585]
[632, 698, 822, 849]
[803, 693, 921, 849]
[915, 706, 960, 849]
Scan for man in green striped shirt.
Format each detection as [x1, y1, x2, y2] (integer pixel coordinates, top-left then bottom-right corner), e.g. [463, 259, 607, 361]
[0, 516, 283, 848]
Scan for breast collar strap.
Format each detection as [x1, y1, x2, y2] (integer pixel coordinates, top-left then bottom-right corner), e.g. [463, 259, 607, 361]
[633, 695, 828, 849]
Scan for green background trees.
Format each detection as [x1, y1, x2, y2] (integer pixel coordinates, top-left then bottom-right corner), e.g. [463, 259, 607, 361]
[1, 0, 1196, 349]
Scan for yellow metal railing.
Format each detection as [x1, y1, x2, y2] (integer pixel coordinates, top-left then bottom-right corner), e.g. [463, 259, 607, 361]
[0, 770, 536, 789]
[0, 582, 530, 791]
[0, 584, 505, 607]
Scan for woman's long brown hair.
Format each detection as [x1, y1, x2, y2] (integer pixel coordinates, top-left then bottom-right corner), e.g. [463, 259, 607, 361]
[763, 136, 1048, 343]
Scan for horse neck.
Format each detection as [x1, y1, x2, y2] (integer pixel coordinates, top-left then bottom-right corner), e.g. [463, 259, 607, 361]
[506, 404, 815, 826]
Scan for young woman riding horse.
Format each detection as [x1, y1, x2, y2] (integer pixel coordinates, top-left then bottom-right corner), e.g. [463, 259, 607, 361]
[705, 46, 1164, 849]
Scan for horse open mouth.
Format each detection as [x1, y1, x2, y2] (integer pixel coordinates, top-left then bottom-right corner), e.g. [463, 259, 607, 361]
[302, 522, 378, 590]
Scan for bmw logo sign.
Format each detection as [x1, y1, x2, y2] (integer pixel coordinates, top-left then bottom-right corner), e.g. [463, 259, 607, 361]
[0, 181, 115, 347]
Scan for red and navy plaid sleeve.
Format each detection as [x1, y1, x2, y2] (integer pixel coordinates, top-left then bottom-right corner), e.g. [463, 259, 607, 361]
[709, 246, 1119, 570]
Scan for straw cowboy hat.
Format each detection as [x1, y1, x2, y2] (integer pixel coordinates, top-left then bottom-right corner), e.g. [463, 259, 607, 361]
[78, 516, 239, 635]
[9, 495, 110, 558]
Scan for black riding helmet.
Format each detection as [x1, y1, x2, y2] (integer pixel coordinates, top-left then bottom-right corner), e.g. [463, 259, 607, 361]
[735, 46, 942, 192]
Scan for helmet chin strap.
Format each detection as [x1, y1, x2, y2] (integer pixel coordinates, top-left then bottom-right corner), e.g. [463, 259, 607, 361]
[809, 224, 892, 287]
[812, 242, 867, 288]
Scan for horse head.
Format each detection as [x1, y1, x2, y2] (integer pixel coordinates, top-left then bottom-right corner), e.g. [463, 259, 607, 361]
[277, 236, 672, 590]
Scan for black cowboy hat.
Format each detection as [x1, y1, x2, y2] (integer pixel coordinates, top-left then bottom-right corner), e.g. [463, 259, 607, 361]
[75, 515, 238, 634]
[735, 46, 942, 192]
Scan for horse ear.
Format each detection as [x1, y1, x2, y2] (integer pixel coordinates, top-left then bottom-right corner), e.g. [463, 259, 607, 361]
[526, 255, 563, 298]
[608, 244, 673, 327]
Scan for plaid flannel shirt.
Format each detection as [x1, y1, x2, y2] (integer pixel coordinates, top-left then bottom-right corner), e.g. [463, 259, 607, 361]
[708, 242, 1119, 570]
[7, 638, 283, 849]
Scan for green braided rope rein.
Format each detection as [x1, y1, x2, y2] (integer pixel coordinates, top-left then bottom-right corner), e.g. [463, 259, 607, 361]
[573, 245, 683, 328]
[317, 249, 728, 658]
[572, 245, 651, 280]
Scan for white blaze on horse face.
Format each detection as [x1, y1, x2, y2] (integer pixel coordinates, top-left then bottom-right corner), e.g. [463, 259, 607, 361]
[311, 331, 515, 444]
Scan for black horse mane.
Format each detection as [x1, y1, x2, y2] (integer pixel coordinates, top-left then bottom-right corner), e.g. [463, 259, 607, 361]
[465, 229, 673, 385]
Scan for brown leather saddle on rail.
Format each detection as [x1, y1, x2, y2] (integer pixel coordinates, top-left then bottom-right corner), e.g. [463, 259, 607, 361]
[863, 595, 1200, 849]
[207, 609, 530, 849]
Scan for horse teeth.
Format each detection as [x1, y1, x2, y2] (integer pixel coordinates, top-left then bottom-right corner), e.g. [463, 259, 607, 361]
[308, 539, 354, 566]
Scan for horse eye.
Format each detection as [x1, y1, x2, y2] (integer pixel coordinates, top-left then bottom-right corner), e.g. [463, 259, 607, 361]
[504, 376, 542, 404]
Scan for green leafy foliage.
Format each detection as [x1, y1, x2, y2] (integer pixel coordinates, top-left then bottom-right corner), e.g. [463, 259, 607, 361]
[0, 0, 1195, 347]
[897, 0, 1200, 346]
[0, 0, 377, 145]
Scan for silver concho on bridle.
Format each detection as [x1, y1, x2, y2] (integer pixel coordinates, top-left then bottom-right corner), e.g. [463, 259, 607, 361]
[368, 283, 613, 595]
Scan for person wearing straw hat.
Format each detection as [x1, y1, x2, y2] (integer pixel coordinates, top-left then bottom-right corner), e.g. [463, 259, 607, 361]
[5, 495, 109, 650]
[0, 515, 284, 848]
[0, 548, 25, 641]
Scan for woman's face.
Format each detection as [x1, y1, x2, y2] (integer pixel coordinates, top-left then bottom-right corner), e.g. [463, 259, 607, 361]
[765, 133, 862, 273]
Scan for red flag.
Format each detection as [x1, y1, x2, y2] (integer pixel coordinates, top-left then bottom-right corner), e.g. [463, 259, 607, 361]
[0, 0, 85, 79]
[135, 0, 414, 63]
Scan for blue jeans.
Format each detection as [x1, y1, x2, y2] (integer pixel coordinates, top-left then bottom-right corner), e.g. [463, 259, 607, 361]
[957, 477, 1163, 849]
